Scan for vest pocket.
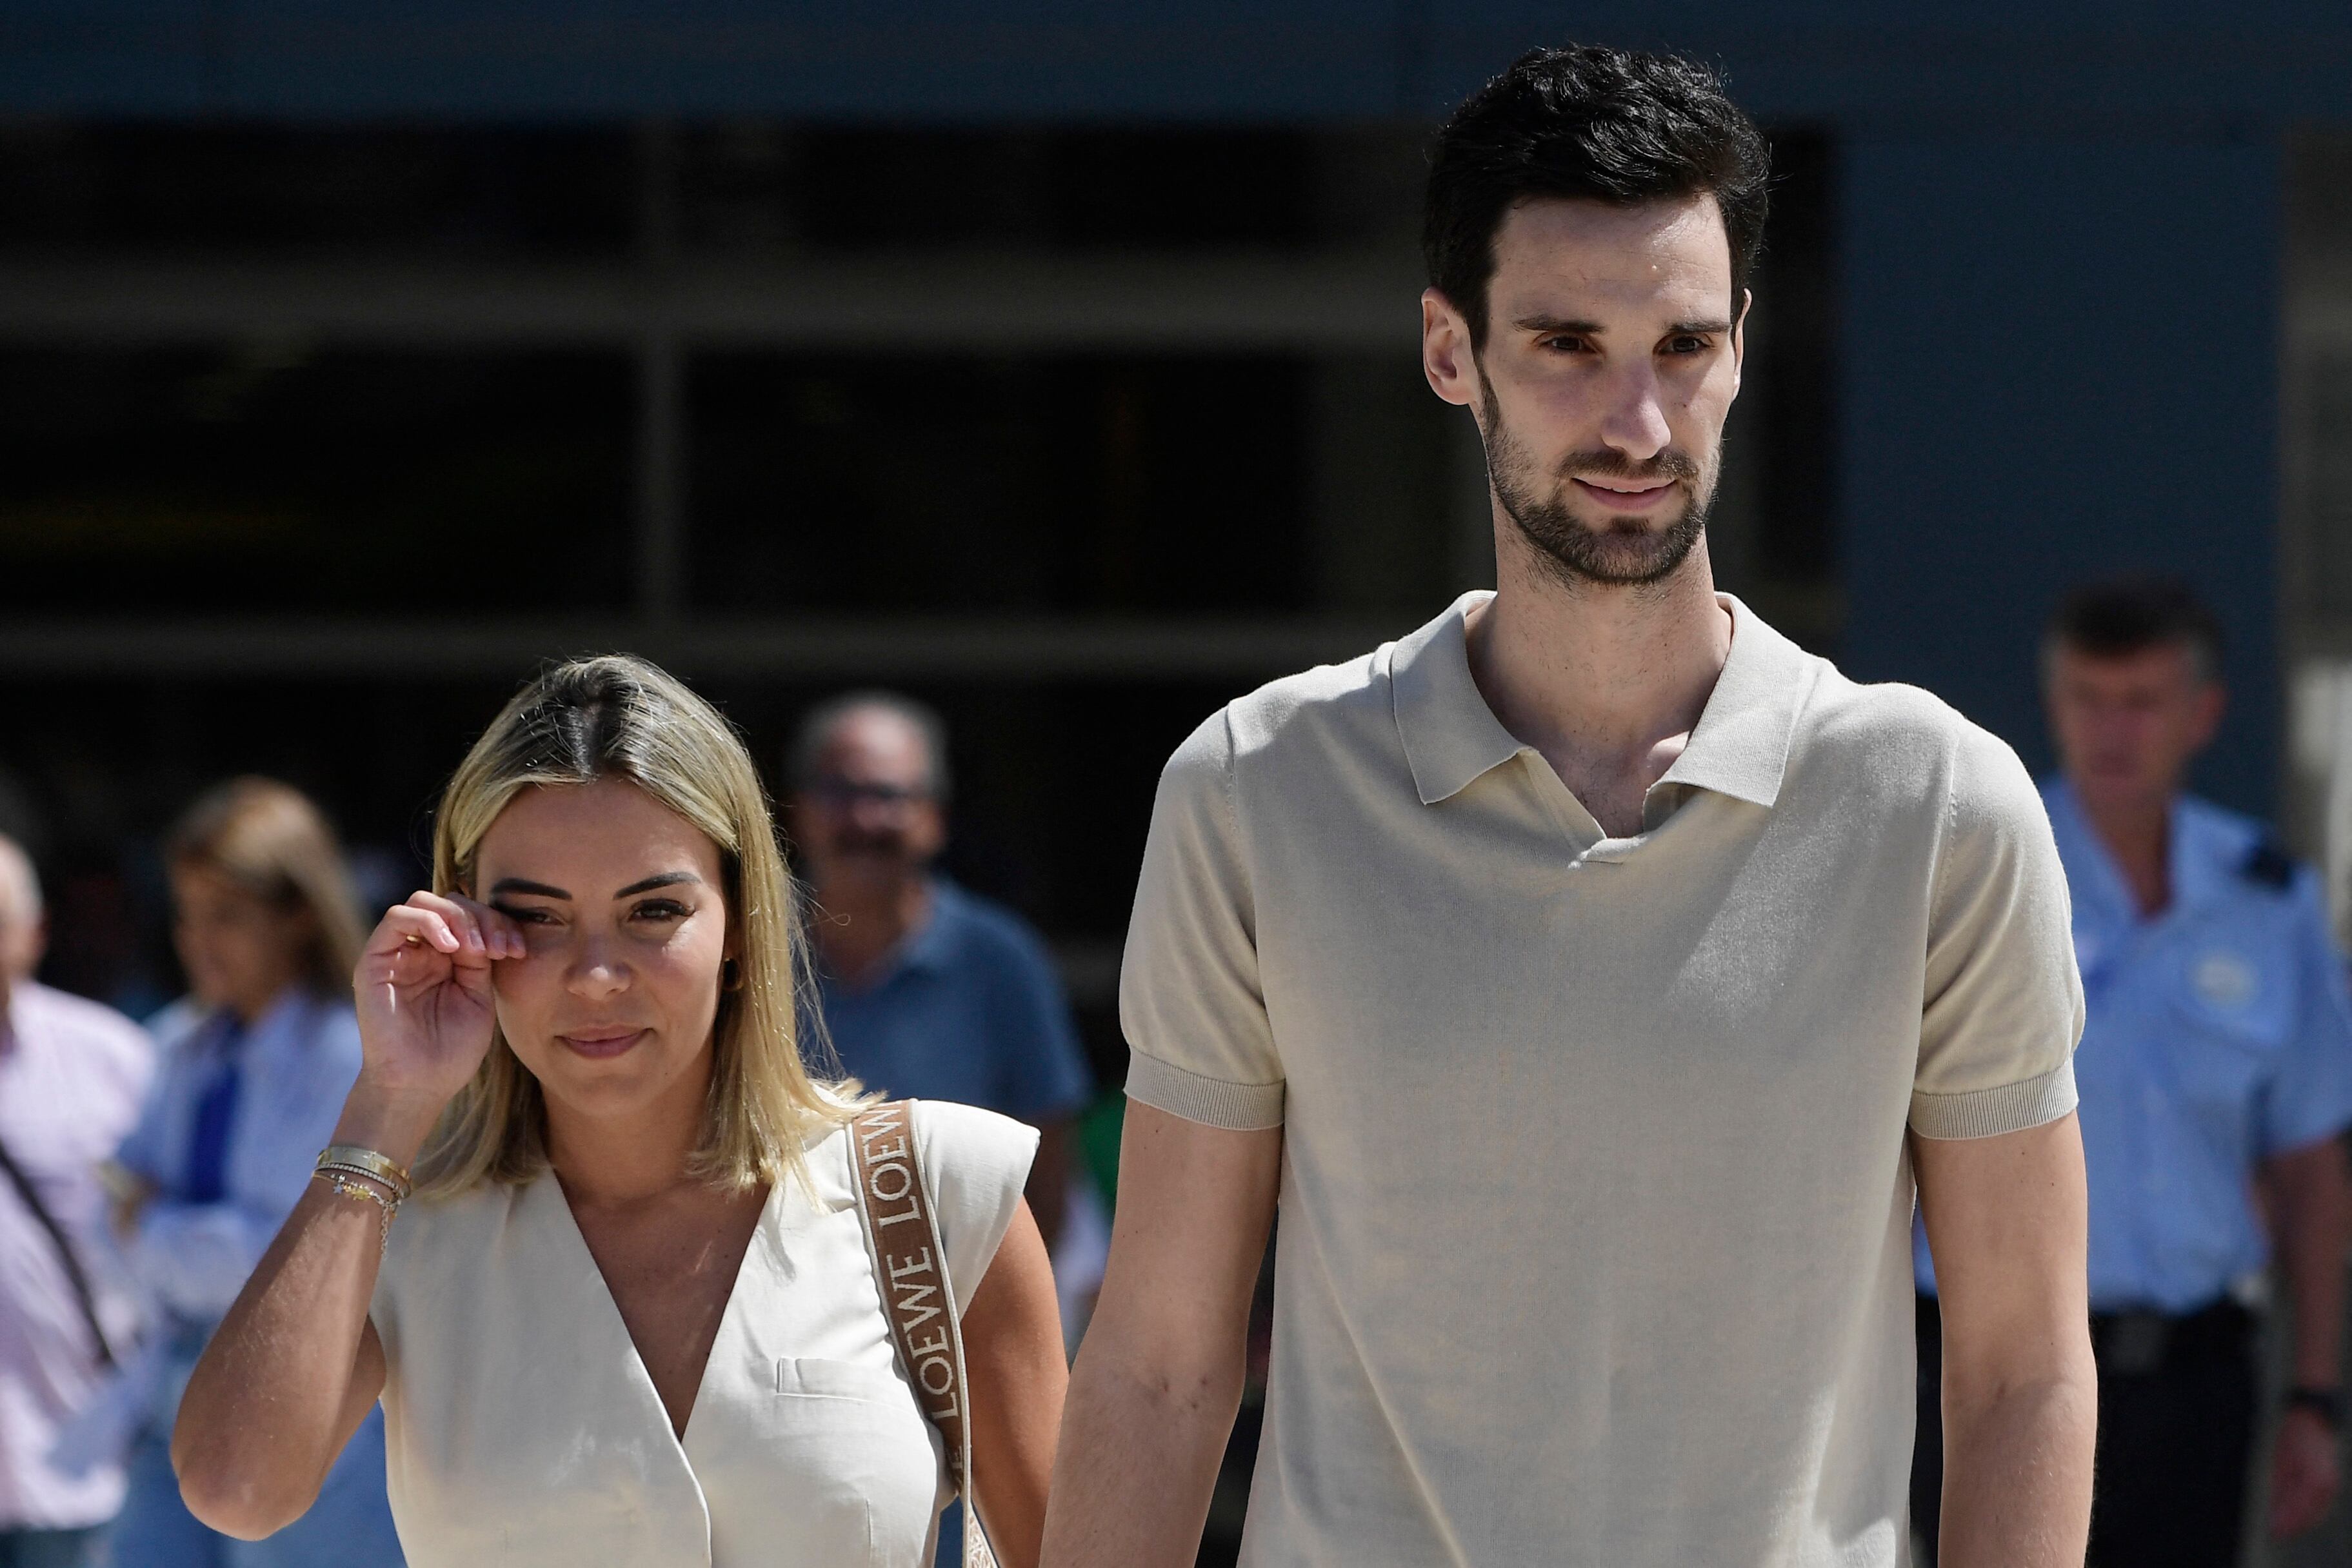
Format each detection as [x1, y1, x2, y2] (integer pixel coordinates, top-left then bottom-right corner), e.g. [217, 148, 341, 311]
[775, 1356, 910, 1401]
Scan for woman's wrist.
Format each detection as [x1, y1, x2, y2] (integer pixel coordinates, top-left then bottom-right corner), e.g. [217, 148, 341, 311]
[334, 1077, 448, 1167]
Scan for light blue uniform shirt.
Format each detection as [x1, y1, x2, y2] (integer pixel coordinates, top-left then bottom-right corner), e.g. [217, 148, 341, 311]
[1918, 782, 2352, 1312]
[105, 989, 406, 1568]
[117, 991, 365, 1328]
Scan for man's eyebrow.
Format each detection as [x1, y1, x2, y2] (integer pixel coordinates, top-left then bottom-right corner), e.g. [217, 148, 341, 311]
[613, 871, 703, 899]
[489, 877, 570, 900]
[1513, 314, 1605, 335]
[1668, 318, 1736, 336]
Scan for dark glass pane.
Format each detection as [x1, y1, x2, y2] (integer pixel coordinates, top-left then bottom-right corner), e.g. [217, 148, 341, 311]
[1751, 127, 1837, 581]
[0, 124, 634, 256]
[679, 126, 1321, 253]
[1041, 129, 1315, 248]
[687, 352, 1311, 614]
[0, 346, 635, 613]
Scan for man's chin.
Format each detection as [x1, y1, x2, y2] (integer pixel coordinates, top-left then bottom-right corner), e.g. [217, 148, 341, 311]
[1545, 524, 1700, 586]
[819, 851, 919, 887]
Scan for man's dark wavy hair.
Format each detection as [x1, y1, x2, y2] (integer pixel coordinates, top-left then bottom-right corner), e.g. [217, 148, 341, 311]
[1424, 44, 1771, 346]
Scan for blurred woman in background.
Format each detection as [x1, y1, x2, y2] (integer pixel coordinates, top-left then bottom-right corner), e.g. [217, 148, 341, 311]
[106, 778, 404, 1568]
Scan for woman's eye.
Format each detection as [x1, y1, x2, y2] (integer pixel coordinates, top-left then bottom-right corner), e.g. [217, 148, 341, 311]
[632, 900, 689, 922]
[492, 906, 553, 924]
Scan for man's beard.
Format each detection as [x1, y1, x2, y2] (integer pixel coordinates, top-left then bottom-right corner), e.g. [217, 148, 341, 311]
[1479, 379, 1716, 590]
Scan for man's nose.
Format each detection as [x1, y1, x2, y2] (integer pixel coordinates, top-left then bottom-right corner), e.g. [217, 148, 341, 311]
[1597, 361, 1672, 461]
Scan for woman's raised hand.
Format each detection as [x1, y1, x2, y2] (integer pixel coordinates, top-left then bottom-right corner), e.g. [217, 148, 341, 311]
[350, 891, 524, 1126]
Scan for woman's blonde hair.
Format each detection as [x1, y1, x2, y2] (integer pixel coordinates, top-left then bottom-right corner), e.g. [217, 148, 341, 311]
[166, 777, 365, 998]
[414, 654, 857, 1200]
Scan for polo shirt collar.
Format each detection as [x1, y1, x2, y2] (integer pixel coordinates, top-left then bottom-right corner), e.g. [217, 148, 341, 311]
[1391, 590, 1811, 811]
[1651, 594, 1811, 809]
[1392, 593, 1526, 806]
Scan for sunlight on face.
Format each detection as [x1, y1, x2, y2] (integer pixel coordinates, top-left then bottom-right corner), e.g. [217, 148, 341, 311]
[1473, 194, 1744, 586]
[2046, 643, 2223, 817]
[475, 777, 734, 1129]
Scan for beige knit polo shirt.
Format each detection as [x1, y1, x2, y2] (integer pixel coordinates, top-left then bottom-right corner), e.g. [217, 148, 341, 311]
[1120, 591, 2084, 1567]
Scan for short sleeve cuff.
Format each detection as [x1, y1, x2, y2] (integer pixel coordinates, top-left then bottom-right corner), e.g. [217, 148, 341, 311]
[1910, 1055, 2077, 1140]
[1125, 1049, 1285, 1131]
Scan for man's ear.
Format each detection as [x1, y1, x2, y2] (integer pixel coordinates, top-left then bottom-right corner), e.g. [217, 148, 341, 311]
[1731, 287, 1751, 394]
[1422, 288, 1481, 410]
[2189, 680, 2227, 751]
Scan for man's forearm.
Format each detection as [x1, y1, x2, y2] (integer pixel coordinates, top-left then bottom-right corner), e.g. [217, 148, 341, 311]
[2287, 1218, 2348, 1390]
[1939, 1372, 2097, 1568]
[1040, 1345, 1239, 1568]
[2273, 1140, 2352, 1388]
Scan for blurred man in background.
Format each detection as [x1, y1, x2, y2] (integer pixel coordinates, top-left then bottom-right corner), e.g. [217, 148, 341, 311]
[1914, 577, 2352, 1565]
[790, 692, 1101, 1568]
[789, 693, 1094, 1251]
[0, 835, 152, 1568]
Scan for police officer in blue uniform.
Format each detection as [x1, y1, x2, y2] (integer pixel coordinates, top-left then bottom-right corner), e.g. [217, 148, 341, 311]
[1913, 578, 2352, 1565]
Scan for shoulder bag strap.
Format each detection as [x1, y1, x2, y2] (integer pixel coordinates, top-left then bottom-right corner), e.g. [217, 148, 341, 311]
[0, 1128, 115, 1368]
[848, 1100, 997, 1568]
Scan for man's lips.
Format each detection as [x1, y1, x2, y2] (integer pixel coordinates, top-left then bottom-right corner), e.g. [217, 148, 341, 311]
[557, 1027, 649, 1060]
[1571, 477, 1680, 513]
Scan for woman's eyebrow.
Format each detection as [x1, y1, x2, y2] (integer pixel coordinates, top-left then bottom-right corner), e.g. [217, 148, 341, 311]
[488, 877, 570, 900]
[613, 871, 703, 899]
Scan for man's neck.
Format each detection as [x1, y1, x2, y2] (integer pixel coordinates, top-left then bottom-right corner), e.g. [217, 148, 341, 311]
[2074, 783, 2174, 918]
[811, 873, 935, 988]
[1466, 524, 1733, 837]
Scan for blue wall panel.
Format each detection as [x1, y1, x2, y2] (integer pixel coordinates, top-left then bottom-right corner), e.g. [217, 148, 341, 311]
[1840, 137, 2280, 811]
[3, 3, 2349, 123]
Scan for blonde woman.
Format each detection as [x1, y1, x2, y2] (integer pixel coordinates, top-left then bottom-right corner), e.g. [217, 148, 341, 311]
[170, 657, 1066, 1567]
[110, 778, 405, 1568]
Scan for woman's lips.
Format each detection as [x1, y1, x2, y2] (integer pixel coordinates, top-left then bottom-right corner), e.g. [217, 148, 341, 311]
[558, 1027, 648, 1060]
[1571, 477, 1679, 512]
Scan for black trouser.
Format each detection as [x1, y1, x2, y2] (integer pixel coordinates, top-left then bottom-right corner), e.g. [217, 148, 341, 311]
[1913, 1295, 2257, 1567]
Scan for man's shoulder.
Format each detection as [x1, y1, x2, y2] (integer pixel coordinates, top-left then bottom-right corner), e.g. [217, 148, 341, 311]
[1166, 644, 1400, 795]
[18, 980, 155, 1069]
[1795, 669, 2027, 795]
[2176, 795, 2303, 897]
[931, 882, 1057, 975]
[1222, 645, 1395, 752]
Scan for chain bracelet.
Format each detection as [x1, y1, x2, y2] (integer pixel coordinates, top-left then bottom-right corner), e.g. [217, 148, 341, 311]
[314, 1169, 396, 1258]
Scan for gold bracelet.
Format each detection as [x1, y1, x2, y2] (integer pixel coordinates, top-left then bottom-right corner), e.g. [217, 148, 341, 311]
[315, 1162, 403, 1201]
[315, 1145, 412, 1202]
[314, 1169, 395, 1258]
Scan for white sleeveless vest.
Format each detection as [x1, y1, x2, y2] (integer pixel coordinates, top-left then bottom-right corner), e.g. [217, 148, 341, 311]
[367, 1102, 1036, 1568]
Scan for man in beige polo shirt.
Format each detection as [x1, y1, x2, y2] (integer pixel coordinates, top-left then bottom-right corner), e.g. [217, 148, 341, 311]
[1042, 43, 2097, 1568]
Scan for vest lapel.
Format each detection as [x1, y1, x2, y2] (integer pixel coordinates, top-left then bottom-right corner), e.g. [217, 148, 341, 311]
[522, 1175, 715, 1567]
